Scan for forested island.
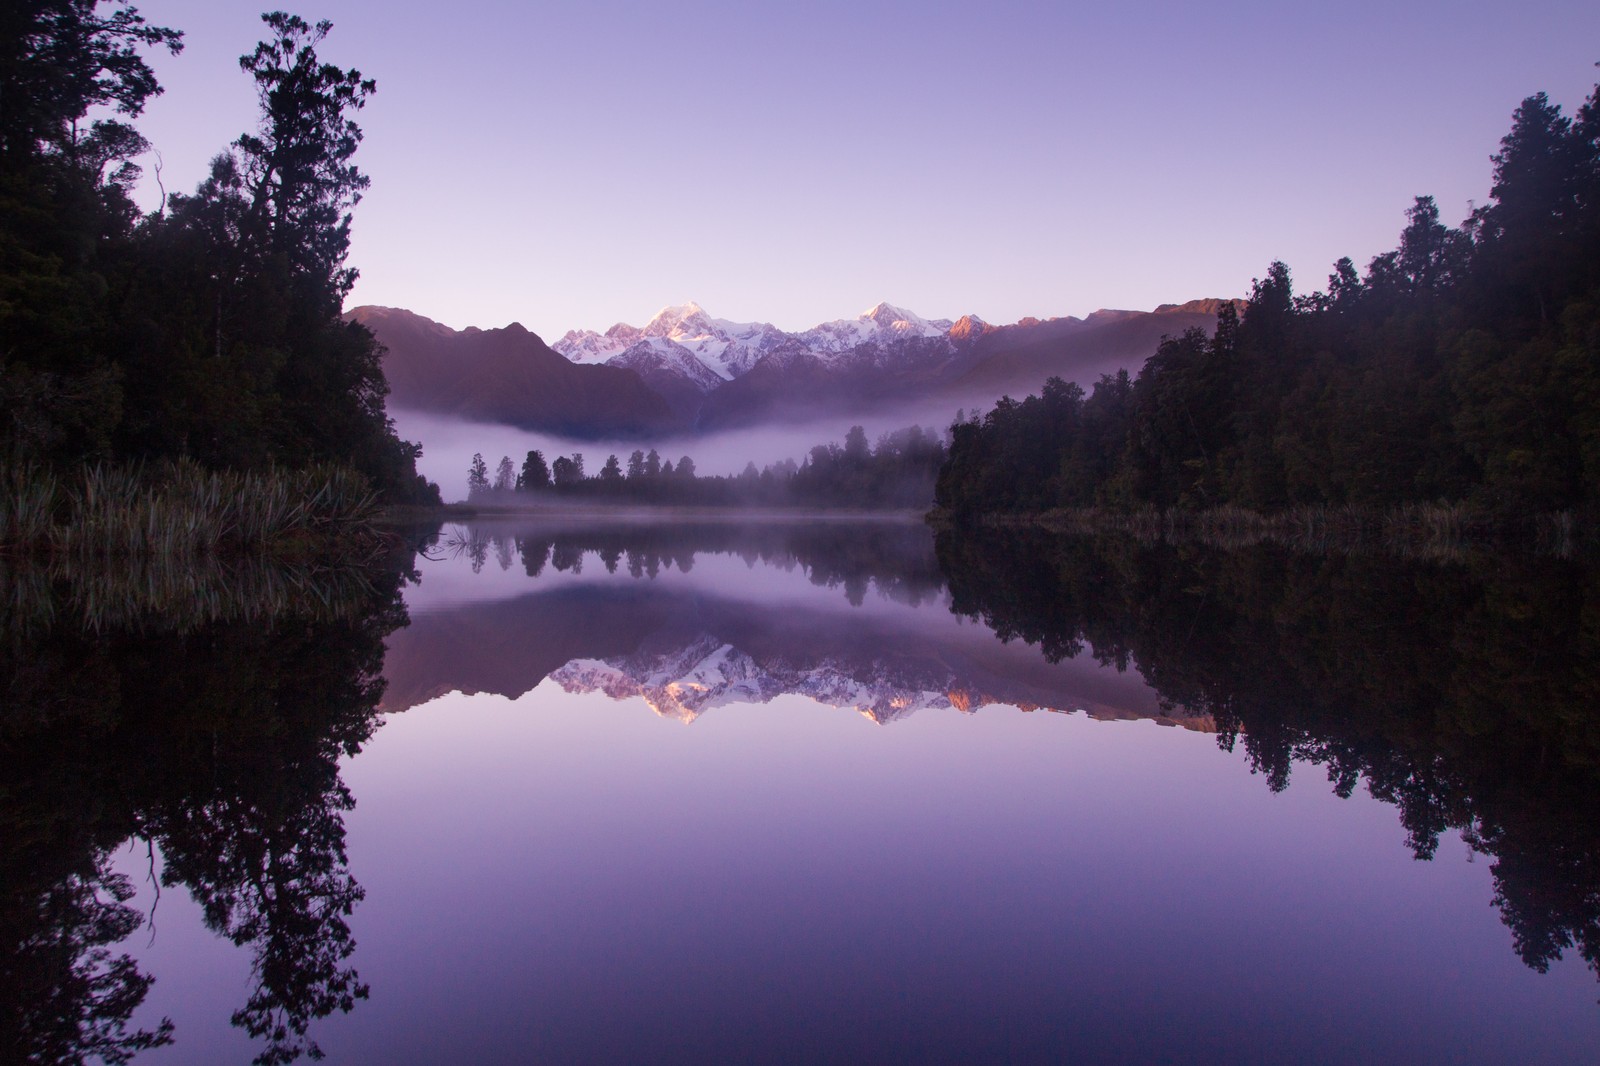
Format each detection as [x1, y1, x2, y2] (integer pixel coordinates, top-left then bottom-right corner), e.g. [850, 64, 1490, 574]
[936, 78, 1600, 541]
[2, 6, 438, 558]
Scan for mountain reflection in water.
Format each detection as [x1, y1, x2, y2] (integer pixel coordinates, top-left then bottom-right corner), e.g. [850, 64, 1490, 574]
[401, 518, 1600, 994]
[4, 518, 1600, 1063]
[387, 520, 1194, 729]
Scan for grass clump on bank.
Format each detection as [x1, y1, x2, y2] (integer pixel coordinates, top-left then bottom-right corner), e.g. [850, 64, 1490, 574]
[0, 461, 383, 561]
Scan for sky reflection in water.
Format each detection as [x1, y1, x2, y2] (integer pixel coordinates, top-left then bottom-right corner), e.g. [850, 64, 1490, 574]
[117, 519, 1600, 1064]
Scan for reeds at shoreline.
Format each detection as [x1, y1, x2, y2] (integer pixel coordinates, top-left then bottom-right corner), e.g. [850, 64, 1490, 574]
[0, 461, 382, 560]
[0, 551, 385, 637]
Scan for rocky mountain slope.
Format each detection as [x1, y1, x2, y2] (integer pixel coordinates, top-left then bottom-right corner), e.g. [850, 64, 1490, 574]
[347, 305, 676, 437]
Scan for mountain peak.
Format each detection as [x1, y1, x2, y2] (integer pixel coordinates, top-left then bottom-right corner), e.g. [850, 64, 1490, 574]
[948, 314, 990, 342]
[646, 301, 712, 330]
[862, 301, 915, 326]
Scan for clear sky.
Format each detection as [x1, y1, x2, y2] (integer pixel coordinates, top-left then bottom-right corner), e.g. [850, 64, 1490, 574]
[127, 1, 1600, 337]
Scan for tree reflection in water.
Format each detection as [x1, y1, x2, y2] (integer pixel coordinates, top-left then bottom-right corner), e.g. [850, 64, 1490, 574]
[448, 518, 949, 607]
[936, 529, 1600, 985]
[0, 549, 415, 1065]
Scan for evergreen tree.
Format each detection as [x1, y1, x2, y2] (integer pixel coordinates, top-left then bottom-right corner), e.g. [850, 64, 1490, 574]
[844, 426, 869, 464]
[0, 6, 437, 502]
[234, 13, 374, 301]
[518, 449, 549, 491]
[0, 1, 181, 463]
[551, 455, 580, 490]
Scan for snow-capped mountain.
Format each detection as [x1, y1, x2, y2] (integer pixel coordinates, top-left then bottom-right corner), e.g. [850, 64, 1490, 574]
[360, 297, 1239, 436]
[550, 637, 959, 726]
[797, 301, 955, 356]
[546, 631, 1226, 729]
[589, 335, 736, 423]
[551, 638, 786, 724]
[555, 301, 791, 381]
[548, 299, 972, 428]
[612, 339, 726, 391]
[555, 300, 960, 380]
[553, 320, 643, 362]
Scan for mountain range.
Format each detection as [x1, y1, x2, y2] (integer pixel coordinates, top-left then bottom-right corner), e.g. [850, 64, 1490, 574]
[350, 298, 1241, 438]
[380, 518, 1211, 728]
[380, 580, 1213, 733]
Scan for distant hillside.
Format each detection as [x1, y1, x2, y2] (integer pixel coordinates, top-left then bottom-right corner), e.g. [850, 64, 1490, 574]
[949, 300, 1244, 398]
[354, 299, 1237, 436]
[347, 306, 678, 437]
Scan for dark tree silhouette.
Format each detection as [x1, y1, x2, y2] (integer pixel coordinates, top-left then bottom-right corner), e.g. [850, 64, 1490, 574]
[518, 450, 550, 492]
[936, 76, 1600, 524]
[0, 5, 436, 502]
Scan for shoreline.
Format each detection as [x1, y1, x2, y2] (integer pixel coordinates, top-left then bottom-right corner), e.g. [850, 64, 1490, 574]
[377, 503, 931, 524]
[926, 503, 1592, 558]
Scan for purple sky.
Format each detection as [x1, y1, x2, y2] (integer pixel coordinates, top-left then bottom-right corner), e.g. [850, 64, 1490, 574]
[129, 1, 1600, 337]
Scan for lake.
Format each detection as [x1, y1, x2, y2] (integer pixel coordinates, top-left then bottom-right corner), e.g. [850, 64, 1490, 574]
[5, 518, 1599, 1064]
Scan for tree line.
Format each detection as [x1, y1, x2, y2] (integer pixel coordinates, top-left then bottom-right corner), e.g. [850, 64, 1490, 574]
[1, 4, 438, 503]
[465, 424, 948, 509]
[937, 76, 1600, 523]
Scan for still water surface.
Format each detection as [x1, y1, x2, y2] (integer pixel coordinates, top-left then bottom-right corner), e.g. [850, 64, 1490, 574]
[8, 519, 1600, 1063]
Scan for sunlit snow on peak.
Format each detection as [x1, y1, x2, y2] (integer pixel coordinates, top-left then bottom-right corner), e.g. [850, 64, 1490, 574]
[553, 301, 792, 381]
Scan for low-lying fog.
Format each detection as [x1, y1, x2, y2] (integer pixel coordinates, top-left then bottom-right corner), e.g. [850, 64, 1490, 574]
[393, 397, 982, 502]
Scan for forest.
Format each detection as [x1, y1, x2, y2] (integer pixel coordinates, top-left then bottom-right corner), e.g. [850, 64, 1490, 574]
[1, 4, 439, 525]
[936, 78, 1600, 526]
[462, 424, 948, 510]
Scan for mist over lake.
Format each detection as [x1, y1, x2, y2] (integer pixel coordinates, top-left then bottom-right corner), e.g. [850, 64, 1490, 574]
[392, 400, 972, 502]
